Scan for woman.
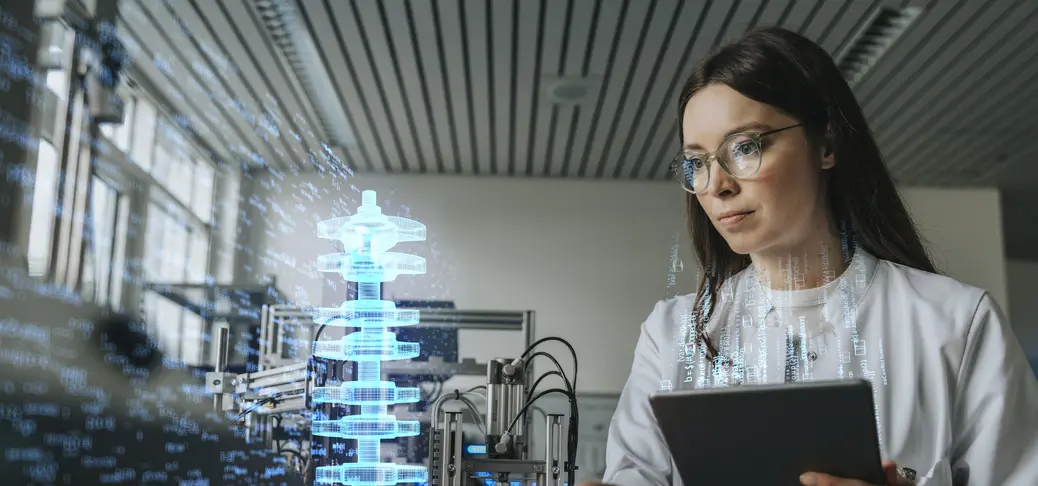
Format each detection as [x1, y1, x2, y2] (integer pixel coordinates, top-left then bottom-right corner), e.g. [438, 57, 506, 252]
[583, 27, 1038, 486]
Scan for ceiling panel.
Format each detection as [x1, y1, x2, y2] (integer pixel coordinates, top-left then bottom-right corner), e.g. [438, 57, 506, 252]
[119, 0, 1038, 256]
[542, 0, 597, 177]
[125, 0, 283, 169]
[204, 0, 315, 169]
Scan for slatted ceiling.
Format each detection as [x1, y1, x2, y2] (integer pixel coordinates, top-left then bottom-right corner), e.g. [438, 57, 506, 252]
[127, 1, 283, 171]
[584, 0, 661, 179]
[377, 0, 438, 173]
[349, 2, 422, 173]
[884, 0, 1038, 182]
[490, 0, 513, 175]
[120, 0, 1038, 188]
[563, 0, 622, 177]
[604, 0, 683, 180]
[307, 0, 391, 173]
[867, 0, 984, 116]
[116, 18, 234, 165]
[817, 0, 874, 54]
[800, 0, 846, 41]
[781, 0, 820, 32]
[405, 0, 455, 174]
[433, 0, 475, 173]
[636, 0, 743, 181]
[893, 5, 1038, 183]
[625, 0, 711, 181]
[543, 0, 598, 178]
[928, 69, 1038, 185]
[198, 0, 319, 168]
[726, 0, 767, 40]
[511, 0, 541, 176]
[296, 0, 376, 173]
[598, 0, 682, 179]
[855, 0, 951, 108]
[139, 0, 292, 170]
[872, 1, 1014, 161]
[529, 0, 570, 177]
[755, 0, 794, 27]
[344, 1, 416, 173]
[869, 0, 1008, 142]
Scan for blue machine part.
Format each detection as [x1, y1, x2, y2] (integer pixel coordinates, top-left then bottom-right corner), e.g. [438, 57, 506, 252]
[309, 190, 429, 486]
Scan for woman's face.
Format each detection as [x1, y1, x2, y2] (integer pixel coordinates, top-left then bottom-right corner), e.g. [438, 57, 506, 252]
[681, 83, 834, 256]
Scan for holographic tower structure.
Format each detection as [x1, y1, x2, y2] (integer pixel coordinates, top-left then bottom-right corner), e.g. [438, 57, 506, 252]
[309, 190, 429, 486]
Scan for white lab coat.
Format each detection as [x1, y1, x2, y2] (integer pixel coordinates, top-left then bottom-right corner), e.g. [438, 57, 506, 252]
[603, 249, 1038, 485]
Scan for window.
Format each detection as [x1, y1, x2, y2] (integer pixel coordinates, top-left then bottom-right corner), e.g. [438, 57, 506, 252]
[192, 157, 215, 223]
[45, 70, 69, 102]
[83, 176, 120, 307]
[130, 98, 156, 171]
[187, 230, 209, 283]
[27, 140, 61, 277]
[110, 196, 130, 309]
[142, 201, 210, 364]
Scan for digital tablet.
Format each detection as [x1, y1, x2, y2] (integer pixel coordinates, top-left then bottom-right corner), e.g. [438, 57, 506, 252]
[649, 379, 885, 486]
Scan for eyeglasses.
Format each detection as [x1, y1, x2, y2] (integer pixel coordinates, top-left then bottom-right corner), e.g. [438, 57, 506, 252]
[670, 123, 803, 194]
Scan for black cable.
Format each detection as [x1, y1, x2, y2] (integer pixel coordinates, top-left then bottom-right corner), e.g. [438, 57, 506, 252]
[228, 396, 276, 424]
[505, 388, 573, 434]
[527, 353, 568, 386]
[522, 348, 580, 486]
[528, 370, 565, 397]
[520, 337, 579, 388]
[314, 324, 328, 342]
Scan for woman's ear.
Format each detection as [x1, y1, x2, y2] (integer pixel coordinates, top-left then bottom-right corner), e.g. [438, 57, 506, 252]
[820, 136, 836, 170]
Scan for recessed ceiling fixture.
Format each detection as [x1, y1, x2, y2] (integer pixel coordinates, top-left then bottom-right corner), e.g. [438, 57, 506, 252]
[543, 76, 601, 106]
[835, 6, 923, 85]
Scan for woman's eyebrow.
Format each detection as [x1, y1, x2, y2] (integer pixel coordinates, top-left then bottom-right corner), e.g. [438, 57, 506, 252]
[683, 122, 774, 150]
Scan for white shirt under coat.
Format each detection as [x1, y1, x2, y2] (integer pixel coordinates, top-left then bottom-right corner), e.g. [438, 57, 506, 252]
[603, 249, 1038, 486]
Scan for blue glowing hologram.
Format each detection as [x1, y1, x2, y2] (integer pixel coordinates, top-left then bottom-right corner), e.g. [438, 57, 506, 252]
[309, 190, 429, 486]
[312, 331, 421, 362]
[311, 381, 421, 405]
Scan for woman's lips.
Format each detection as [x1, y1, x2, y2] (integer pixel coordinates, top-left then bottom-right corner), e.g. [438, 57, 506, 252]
[718, 211, 754, 225]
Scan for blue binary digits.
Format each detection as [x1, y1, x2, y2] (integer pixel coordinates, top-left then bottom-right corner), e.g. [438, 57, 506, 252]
[309, 190, 429, 486]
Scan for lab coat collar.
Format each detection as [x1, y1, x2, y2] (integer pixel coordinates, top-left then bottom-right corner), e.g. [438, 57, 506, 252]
[736, 247, 880, 336]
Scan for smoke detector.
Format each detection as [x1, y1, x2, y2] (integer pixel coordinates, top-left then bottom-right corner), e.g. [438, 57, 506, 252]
[835, 6, 923, 85]
[543, 76, 600, 106]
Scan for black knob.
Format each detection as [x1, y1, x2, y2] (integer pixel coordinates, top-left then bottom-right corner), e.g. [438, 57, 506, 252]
[96, 313, 161, 371]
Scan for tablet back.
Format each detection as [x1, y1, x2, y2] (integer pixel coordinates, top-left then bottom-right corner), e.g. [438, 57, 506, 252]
[649, 380, 885, 486]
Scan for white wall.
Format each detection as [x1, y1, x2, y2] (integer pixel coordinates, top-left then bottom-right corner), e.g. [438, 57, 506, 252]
[250, 174, 1009, 393]
[1007, 259, 1038, 358]
[901, 187, 1009, 311]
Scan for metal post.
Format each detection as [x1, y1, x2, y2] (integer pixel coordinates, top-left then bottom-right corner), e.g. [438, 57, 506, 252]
[438, 411, 465, 486]
[544, 414, 564, 486]
[213, 326, 230, 411]
[523, 310, 536, 454]
[258, 304, 271, 370]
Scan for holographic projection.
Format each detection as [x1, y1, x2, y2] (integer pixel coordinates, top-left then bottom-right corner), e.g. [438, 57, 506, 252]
[308, 190, 429, 486]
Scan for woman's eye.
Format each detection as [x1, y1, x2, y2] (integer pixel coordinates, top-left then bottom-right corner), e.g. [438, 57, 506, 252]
[684, 157, 706, 170]
[733, 142, 757, 157]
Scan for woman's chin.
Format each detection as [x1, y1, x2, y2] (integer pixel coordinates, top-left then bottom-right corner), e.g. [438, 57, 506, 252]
[722, 235, 761, 255]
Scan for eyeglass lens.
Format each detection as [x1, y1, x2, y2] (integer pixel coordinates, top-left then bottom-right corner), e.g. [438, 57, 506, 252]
[676, 134, 761, 193]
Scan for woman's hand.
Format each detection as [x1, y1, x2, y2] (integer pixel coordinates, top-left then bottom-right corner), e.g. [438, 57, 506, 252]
[577, 460, 914, 486]
[800, 460, 915, 485]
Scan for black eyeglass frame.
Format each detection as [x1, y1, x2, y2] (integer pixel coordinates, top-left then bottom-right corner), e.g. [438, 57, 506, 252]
[670, 123, 804, 194]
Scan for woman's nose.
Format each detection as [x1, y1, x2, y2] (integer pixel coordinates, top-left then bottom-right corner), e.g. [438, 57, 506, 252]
[707, 159, 739, 198]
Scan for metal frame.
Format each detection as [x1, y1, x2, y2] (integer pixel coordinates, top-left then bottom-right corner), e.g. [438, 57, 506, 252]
[258, 305, 536, 371]
[213, 306, 537, 450]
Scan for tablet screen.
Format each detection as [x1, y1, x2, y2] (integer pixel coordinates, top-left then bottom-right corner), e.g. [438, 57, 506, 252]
[649, 380, 885, 486]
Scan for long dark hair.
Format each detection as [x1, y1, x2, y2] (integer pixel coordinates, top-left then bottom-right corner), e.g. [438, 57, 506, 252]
[678, 27, 937, 359]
